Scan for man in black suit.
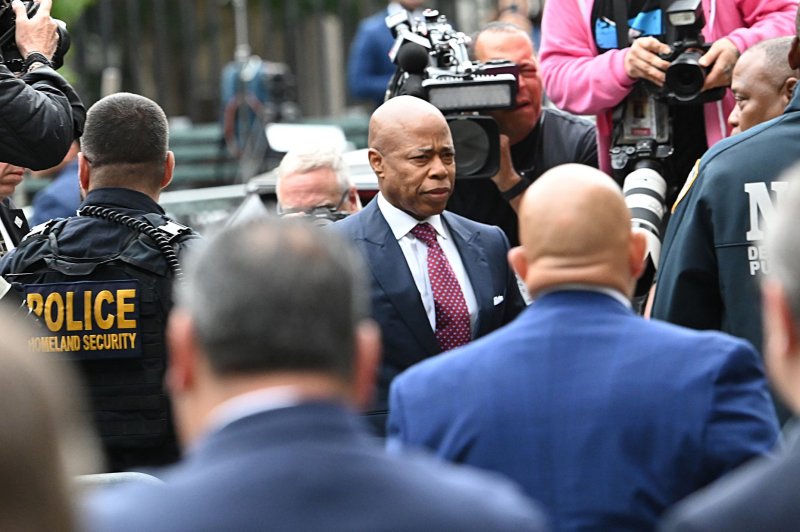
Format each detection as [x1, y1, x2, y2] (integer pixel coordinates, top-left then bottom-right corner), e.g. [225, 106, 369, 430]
[334, 95, 526, 434]
[83, 218, 547, 532]
[659, 160, 800, 531]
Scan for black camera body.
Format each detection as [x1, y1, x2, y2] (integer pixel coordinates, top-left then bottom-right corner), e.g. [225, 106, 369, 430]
[385, 9, 518, 179]
[653, 0, 725, 105]
[0, 0, 70, 72]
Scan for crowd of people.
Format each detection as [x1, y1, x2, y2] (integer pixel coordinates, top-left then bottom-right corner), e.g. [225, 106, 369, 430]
[4, 0, 800, 530]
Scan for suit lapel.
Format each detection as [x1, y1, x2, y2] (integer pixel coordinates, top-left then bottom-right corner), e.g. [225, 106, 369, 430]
[357, 202, 439, 355]
[444, 212, 495, 338]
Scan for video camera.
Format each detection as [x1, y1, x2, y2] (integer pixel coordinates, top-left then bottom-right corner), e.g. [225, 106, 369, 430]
[0, 0, 70, 72]
[384, 9, 518, 179]
[610, 0, 724, 296]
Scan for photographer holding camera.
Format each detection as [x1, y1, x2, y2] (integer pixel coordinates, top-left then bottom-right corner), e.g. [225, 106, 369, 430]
[447, 22, 598, 246]
[539, 0, 797, 187]
[0, 0, 84, 171]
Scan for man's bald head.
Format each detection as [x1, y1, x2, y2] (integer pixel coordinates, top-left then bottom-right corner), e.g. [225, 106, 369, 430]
[367, 96, 456, 220]
[368, 96, 449, 151]
[509, 164, 646, 298]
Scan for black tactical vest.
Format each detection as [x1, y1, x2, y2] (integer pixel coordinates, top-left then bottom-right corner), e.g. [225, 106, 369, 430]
[4, 212, 198, 470]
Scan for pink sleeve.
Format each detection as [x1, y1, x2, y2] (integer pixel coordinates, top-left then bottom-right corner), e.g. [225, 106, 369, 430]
[539, 0, 637, 115]
[723, 0, 798, 52]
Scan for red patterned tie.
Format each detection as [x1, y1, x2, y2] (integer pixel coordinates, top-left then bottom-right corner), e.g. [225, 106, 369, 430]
[410, 223, 471, 351]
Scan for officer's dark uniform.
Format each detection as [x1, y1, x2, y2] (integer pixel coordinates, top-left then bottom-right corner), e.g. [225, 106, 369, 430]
[651, 87, 800, 356]
[446, 107, 597, 246]
[0, 187, 200, 472]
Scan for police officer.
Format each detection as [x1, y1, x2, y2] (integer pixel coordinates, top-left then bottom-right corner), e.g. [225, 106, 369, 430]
[651, 10, 800, 423]
[0, 92, 201, 472]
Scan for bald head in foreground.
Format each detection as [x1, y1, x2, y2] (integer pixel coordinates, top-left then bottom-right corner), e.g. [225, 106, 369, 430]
[510, 164, 645, 298]
[84, 218, 547, 532]
[333, 95, 525, 436]
[388, 164, 778, 531]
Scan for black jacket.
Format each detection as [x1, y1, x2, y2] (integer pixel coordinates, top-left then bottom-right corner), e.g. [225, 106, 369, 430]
[0, 62, 84, 170]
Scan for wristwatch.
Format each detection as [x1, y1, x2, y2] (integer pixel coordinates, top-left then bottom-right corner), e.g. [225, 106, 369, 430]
[23, 52, 52, 73]
[500, 175, 531, 202]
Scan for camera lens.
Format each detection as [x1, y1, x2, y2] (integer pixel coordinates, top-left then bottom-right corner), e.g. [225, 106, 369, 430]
[448, 119, 491, 177]
[665, 50, 706, 101]
[623, 167, 667, 233]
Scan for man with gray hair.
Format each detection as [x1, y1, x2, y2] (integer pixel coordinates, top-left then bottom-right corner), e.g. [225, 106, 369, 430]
[83, 218, 547, 532]
[276, 145, 361, 223]
[659, 162, 800, 531]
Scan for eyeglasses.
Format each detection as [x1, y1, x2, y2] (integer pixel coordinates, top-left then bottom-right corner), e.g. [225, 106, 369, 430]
[277, 189, 351, 224]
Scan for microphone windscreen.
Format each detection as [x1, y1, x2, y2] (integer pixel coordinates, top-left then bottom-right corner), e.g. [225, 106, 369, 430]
[396, 43, 429, 75]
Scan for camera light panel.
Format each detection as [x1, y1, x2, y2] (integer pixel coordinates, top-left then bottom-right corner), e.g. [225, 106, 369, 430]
[424, 75, 516, 112]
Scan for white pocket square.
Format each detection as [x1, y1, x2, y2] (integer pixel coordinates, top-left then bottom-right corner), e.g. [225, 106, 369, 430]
[493, 295, 504, 306]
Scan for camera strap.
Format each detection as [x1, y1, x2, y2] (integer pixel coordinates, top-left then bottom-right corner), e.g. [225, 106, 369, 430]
[612, 0, 630, 49]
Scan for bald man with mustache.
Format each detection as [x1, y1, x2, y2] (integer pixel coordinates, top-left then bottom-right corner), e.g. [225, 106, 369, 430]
[334, 95, 525, 436]
[388, 164, 779, 531]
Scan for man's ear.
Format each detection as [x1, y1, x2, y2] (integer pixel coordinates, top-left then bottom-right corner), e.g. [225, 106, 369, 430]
[161, 151, 175, 191]
[347, 185, 362, 212]
[367, 148, 384, 180]
[782, 77, 797, 104]
[165, 309, 199, 396]
[629, 229, 648, 280]
[508, 246, 528, 281]
[78, 152, 90, 196]
[352, 319, 381, 411]
[788, 37, 800, 70]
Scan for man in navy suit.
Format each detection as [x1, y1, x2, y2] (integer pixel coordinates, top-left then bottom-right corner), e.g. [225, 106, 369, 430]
[659, 164, 800, 532]
[388, 164, 779, 531]
[334, 95, 525, 435]
[83, 218, 548, 532]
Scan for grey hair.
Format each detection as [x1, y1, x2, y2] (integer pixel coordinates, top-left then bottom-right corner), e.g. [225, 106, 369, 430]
[175, 218, 369, 379]
[276, 145, 351, 198]
[766, 163, 800, 323]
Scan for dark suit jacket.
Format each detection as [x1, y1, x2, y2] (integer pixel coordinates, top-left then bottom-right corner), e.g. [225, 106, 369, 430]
[84, 402, 548, 532]
[333, 200, 525, 423]
[659, 428, 800, 532]
[388, 290, 779, 531]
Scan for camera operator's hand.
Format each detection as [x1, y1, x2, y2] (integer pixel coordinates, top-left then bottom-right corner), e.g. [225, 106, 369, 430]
[624, 37, 671, 87]
[13, 0, 57, 61]
[492, 134, 524, 213]
[699, 38, 739, 91]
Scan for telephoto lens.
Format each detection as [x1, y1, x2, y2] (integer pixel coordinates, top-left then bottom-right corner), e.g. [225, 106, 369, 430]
[623, 166, 668, 297]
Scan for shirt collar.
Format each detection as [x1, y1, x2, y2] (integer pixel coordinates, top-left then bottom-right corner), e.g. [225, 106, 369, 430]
[536, 283, 632, 309]
[377, 192, 447, 241]
[202, 386, 306, 441]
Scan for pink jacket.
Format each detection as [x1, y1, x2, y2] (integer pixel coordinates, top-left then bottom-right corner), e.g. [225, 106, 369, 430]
[539, 0, 798, 173]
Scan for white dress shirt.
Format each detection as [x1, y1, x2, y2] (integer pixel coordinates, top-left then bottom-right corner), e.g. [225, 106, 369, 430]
[377, 193, 478, 333]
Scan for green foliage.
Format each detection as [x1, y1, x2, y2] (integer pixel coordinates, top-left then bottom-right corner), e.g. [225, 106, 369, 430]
[51, 0, 95, 25]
